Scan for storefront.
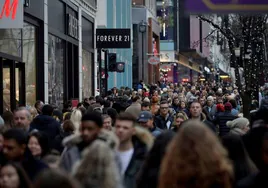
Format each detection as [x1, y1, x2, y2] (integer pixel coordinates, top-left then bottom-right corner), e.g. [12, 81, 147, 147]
[0, 0, 95, 113]
[0, 0, 44, 114]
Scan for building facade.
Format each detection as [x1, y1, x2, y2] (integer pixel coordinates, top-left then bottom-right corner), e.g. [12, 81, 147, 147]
[0, 0, 96, 114]
[132, 0, 161, 87]
[96, 0, 133, 90]
[157, 0, 213, 84]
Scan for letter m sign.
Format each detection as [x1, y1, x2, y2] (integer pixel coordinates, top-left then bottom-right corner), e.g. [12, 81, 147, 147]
[0, 0, 23, 28]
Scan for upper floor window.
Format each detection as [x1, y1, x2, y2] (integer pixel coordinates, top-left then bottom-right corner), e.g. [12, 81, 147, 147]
[157, 5, 174, 40]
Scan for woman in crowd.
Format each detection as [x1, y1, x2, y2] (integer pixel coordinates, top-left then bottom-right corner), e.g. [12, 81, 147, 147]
[28, 131, 50, 159]
[70, 109, 82, 134]
[0, 162, 33, 188]
[172, 112, 188, 132]
[226, 118, 250, 136]
[159, 120, 233, 188]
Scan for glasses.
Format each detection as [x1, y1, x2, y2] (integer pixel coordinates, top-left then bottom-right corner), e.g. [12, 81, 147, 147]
[160, 107, 169, 110]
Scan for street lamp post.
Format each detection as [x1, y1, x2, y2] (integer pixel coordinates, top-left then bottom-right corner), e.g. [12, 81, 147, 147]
[139, 20, 146, 81]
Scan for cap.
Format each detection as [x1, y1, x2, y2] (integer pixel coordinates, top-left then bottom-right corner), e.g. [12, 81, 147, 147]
[224, 102, 232, 111]
[137, 111, 153, 123]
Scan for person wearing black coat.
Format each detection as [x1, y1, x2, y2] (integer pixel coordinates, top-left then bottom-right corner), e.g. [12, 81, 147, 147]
[30, 105, 61, 142]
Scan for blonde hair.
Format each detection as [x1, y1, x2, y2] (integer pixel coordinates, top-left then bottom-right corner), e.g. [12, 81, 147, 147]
[159, 120, 233, 188]
[70, 109, 82, 134]
[74, 140, 121, 188]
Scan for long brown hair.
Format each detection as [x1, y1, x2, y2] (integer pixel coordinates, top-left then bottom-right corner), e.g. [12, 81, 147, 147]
[159, 120, 233, 188]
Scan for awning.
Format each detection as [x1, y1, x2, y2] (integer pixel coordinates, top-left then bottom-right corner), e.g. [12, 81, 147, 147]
[219, 68, 229, 76]
[180, 48, 214, 65]
[177, 53, 202, 73]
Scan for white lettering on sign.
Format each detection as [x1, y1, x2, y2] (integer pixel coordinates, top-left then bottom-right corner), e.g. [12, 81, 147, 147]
[160, 51, 175, 62]
[96, 35, 130, 42]
[68, 14, 78, 39]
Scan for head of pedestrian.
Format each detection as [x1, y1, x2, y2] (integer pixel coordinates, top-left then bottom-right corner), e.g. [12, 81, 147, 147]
[190, 101, 202, 119]
[3, 129, 27, 161]
[42, 105, 54, 116]
[13, 107, 31, 132]
[137, 111, 154, 129]
[115, 112, 136, 144]
[160, 100, 169, 117]
[80, 112, 103, 144]
[141, 102, 150, 111]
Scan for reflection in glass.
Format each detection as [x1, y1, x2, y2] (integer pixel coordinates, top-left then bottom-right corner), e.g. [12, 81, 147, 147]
[82, 50, 92, 97]
[0, 29, 22, 57]
[3, 68, 10, 112]
[23, 22, 36, 106]
[48, 34, 64, 107]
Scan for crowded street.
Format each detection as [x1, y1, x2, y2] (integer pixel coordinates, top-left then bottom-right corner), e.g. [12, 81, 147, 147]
[0, 0, 268, 187]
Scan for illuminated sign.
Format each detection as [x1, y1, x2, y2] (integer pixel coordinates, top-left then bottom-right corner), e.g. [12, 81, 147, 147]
[0, 0, 23, 28]
[186, 0, 268, 13]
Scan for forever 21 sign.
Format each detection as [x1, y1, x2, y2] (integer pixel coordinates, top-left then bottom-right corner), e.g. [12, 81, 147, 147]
[96, 29, 131, 49]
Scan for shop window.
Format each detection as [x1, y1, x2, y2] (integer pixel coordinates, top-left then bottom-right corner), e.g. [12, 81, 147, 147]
[48, 34, 64, 107]
[82, 49, 92, 97]
[23, 22, 37, 107]
[0, 29, 22, 57]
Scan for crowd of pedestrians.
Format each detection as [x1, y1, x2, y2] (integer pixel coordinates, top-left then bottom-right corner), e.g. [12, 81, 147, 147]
[0, 81, 268, 188]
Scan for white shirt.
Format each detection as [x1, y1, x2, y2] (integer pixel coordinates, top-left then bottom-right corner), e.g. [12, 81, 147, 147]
[118, 148, 134, 176]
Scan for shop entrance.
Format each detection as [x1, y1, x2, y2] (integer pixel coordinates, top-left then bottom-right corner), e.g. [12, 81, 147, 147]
[0, 58, 25, 114]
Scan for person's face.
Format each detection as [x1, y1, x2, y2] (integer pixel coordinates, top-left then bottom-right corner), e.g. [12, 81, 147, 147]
[181, 102, 186, 109]
[190, 103, 202, 118]
[0, 134, 4, 152]
[160, 103, 169, 116]
[3, 139, 25, 161]
[174, 98, 179, 105]
[28, 136, 42, 157]
[115, 120, 135, 143]
[207, 99, 213, 106]
[175, 117, 184, 128]
[37, 102, 43, 111]
[199, 98, 205, 106]
[13, 110, 30, 131]
[0, 165, 20, 188]
[141, 106, 150, 111]
[80, 121, 101, 144]
[139, 119, 154, 129]
[103, 117, 112, 131]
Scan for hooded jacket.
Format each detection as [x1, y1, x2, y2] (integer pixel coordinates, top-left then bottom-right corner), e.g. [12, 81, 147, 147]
[30, 115, 61, 139]
[122, 126, 154, 188]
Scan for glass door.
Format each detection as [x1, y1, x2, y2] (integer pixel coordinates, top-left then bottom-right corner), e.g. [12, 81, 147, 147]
[1, 59, 25, 113]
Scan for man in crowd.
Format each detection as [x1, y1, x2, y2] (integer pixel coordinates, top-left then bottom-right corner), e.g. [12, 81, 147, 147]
[60, 112, 103, 171]
[115, 112, 151, 188]
[13, 107, 32, 132]
[137, 111, 162, 137]
[154, 100, 173, 129]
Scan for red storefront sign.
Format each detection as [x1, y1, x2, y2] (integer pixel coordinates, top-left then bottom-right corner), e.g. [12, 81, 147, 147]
[0, 0, 18, 20]
[0, 0, 23, 28]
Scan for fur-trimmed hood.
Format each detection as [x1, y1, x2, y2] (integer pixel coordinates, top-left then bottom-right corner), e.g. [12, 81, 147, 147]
[62, 129, 119, 150]
[62, 125, 154, 151]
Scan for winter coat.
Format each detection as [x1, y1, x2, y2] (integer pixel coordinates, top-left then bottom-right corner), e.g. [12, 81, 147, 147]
[60, 129, 121, 173]
[154, 114, 174, 130]
[237, 172, 268, 188]
[215, 111, 237, 137]
[122, 126, 154, 188]
[30, 115, 61, 140]
[53, 131, 73, 153]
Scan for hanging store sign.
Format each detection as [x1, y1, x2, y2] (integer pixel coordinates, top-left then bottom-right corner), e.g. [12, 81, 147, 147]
[148, 56, 160, 65]
[96, 28, 131, 49]
[185, 0, 268, 13]
[0, 0, 24, 28]
[68, 14, 79, 39]
[160, 51, 175, 62]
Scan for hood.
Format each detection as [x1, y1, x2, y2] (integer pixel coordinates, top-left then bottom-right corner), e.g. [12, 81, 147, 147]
[133, 125, 154, 151]
[32, 115, 57, 125]
[62, 129, 120, 150]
